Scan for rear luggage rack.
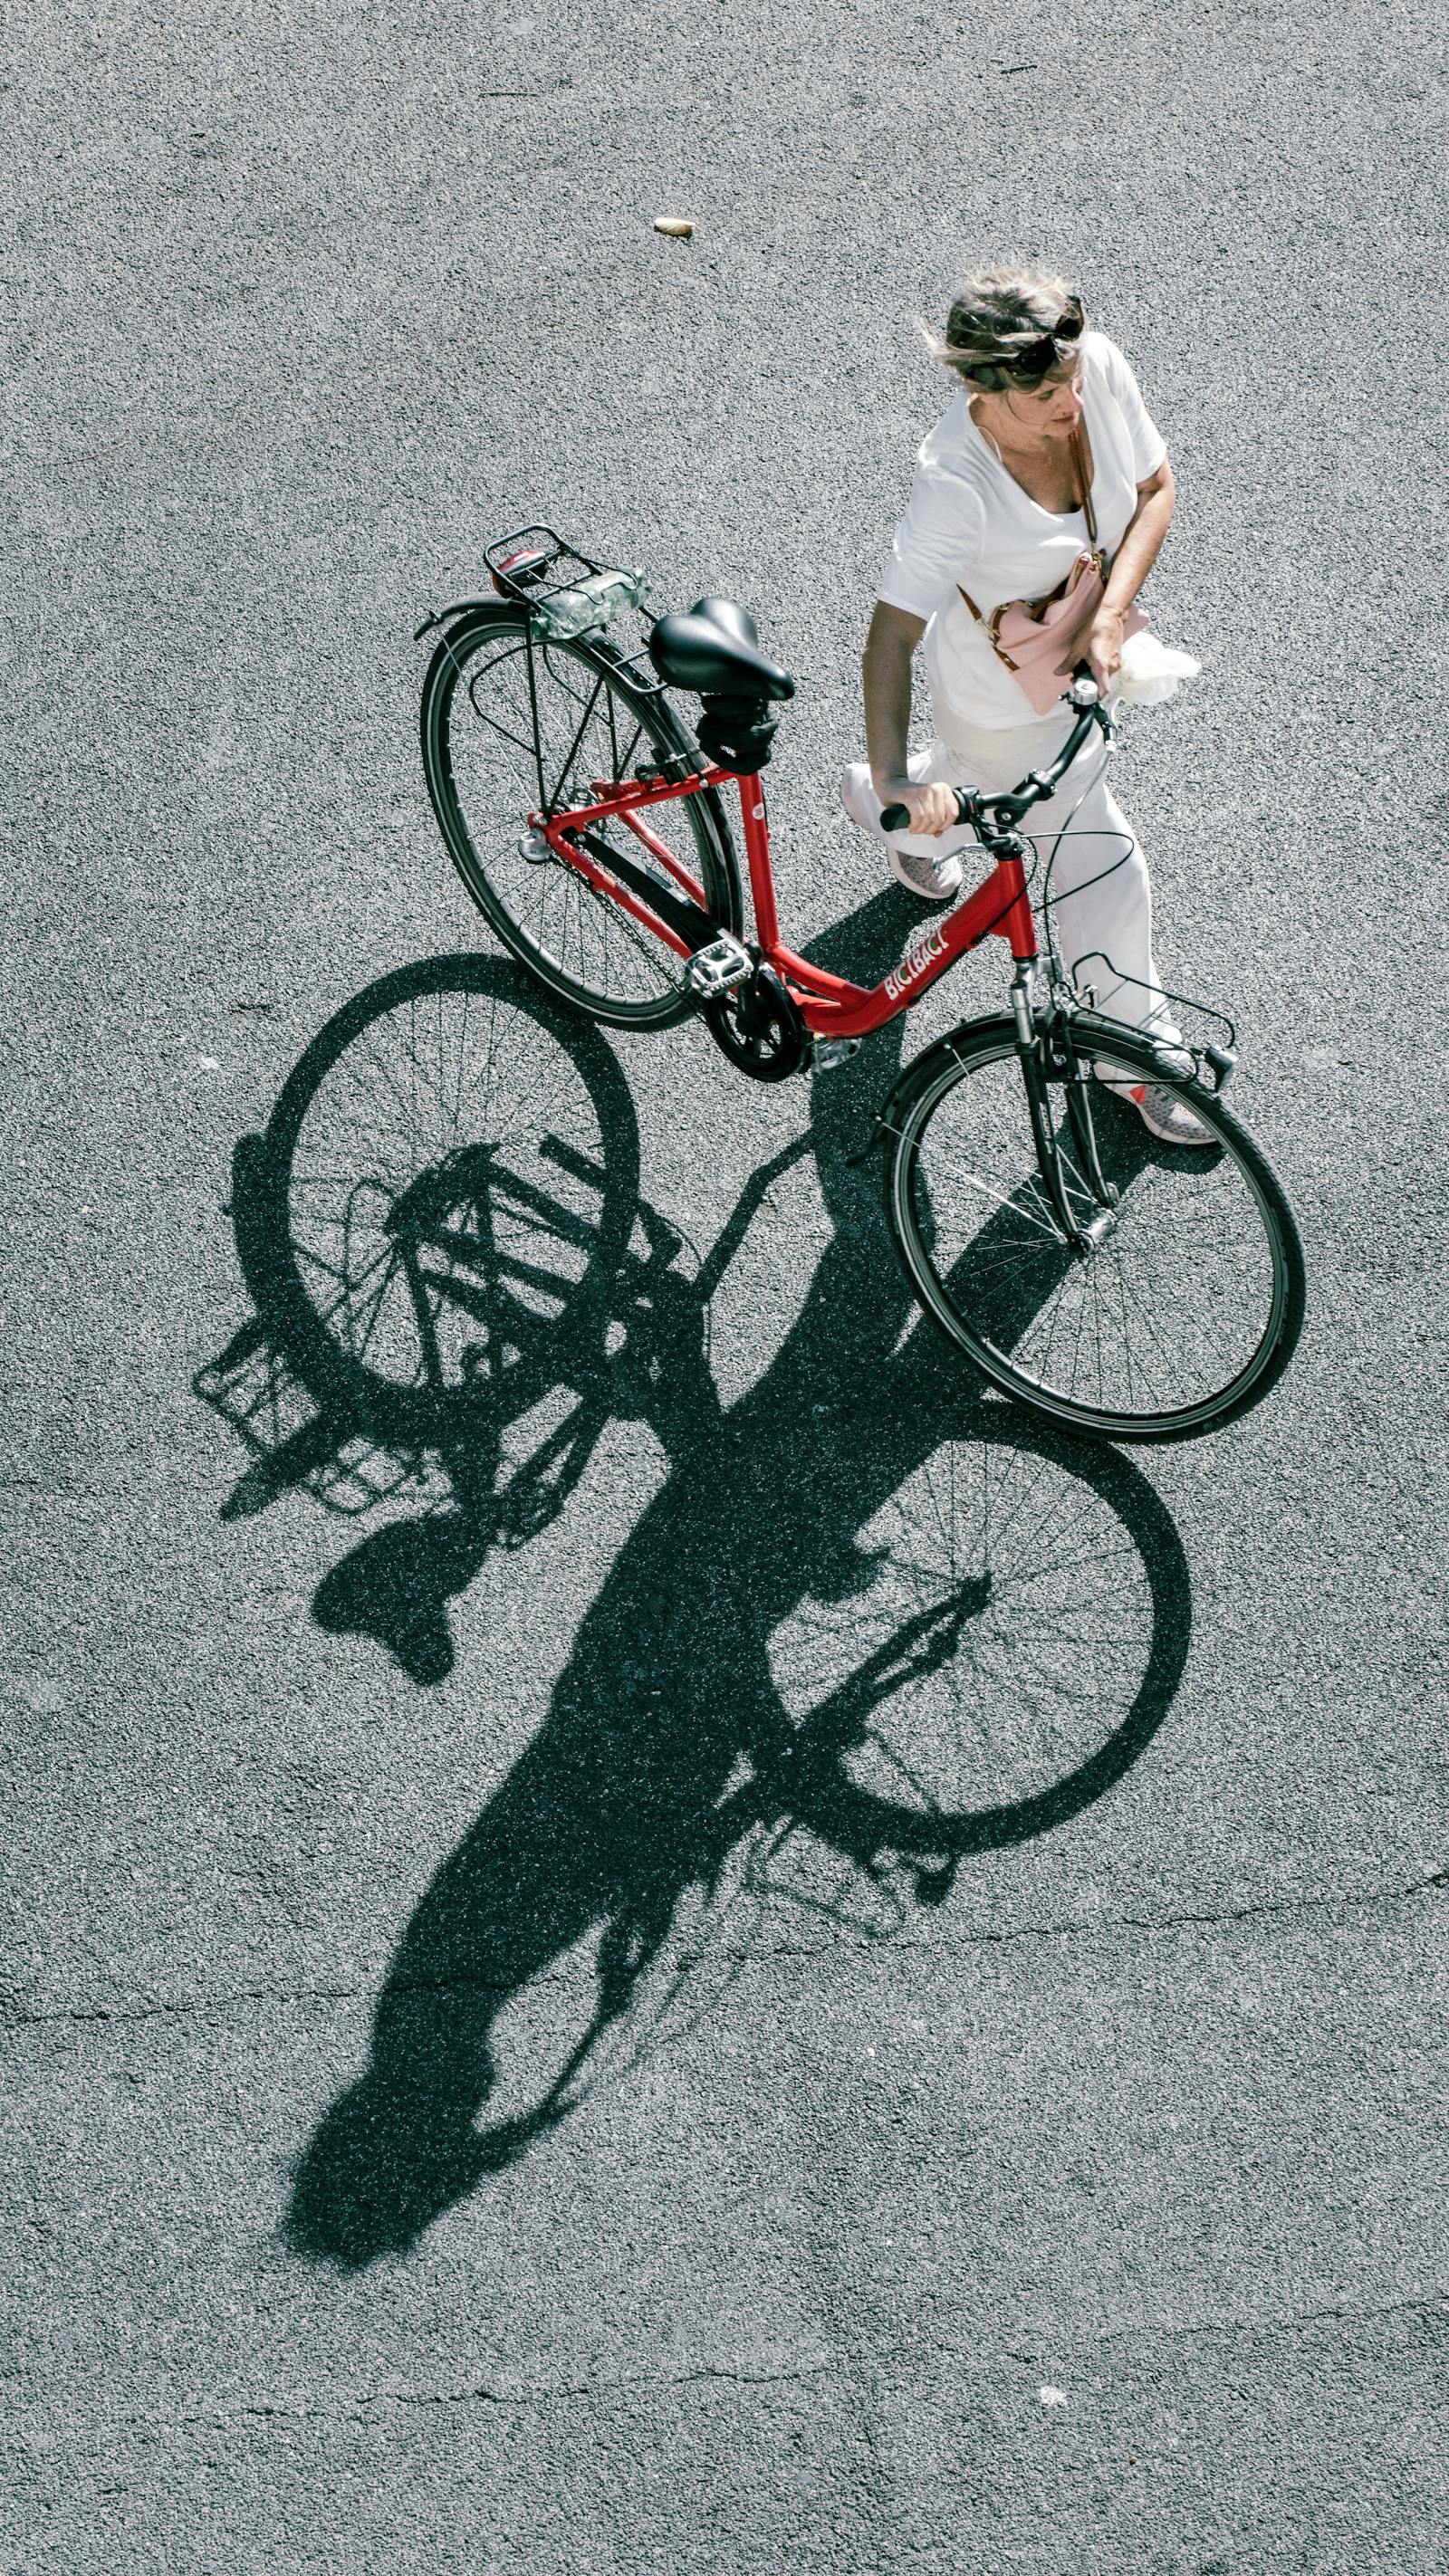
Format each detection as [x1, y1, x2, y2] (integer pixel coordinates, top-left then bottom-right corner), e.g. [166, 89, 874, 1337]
[484, 524, 601, 604]
[475, 524, 667, 692]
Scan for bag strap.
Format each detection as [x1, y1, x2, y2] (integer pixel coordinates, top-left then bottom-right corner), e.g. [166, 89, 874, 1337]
[957, 423, 1101, 647]
[1072, 421, 1105, 566]
[955, 582, 1018, 661]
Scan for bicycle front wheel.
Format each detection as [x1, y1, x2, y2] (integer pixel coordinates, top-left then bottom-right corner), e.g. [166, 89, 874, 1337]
[420, 604, 742, 1029]
[885, 1019, 1305, 1441]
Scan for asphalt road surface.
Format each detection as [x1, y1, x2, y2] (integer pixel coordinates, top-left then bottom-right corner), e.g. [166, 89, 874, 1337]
[5, 1, 1447, 2568]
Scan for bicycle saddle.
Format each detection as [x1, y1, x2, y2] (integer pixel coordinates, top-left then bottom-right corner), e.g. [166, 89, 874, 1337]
[648, 598, 795, 702]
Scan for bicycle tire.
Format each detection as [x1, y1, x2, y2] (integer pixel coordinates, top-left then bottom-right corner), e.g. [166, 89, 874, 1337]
[244, 953, 640, 1453]
[884, 1016, 1305, 1442]
[420, 603, 743, 1029]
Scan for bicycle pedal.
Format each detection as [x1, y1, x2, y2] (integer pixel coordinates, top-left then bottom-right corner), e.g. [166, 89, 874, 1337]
[812, 1037, 861, 1073]
[685, 935, 753, 1001]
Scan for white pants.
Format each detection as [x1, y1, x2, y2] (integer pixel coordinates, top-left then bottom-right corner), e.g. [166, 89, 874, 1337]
[847, 703, 1176, 1041]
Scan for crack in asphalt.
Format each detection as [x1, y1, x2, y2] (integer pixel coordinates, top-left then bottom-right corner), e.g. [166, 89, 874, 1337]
[234, 2351, 842, 2419]
[0, 1983, 362, 2029]
[1086, 2287, 1449, 2349]
[101, 2289, 1444, 2433]
[2, 1868, 1444, 2035]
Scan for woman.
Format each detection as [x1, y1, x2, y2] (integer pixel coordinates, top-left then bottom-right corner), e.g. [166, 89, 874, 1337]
[846, 263, 1208, 1144]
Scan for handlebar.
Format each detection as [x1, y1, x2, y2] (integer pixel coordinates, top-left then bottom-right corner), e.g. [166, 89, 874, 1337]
[878, 666, 1109, 838]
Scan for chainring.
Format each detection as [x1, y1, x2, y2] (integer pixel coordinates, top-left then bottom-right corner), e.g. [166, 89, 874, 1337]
[703, 965, 810, 1084]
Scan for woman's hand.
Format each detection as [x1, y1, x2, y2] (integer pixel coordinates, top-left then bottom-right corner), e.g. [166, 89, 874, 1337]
[872, 777, 960, 838]
[1086, 462, 1176, 695]
[1087, 606, 1126, 692]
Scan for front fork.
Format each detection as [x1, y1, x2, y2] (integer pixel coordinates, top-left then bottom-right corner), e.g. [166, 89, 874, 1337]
[1009, 966, 1119, 1254]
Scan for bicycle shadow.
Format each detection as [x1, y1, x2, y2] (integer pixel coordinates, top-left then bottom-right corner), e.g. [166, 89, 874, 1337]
[199, 897, 1193, 2271]
[197, 954, 667, 1684]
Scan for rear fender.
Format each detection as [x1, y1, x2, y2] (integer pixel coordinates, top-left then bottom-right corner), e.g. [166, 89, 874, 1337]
[413, 599, 496, 642]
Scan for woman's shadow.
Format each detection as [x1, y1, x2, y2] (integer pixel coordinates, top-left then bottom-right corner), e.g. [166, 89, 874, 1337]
[241, 897, 1193, 2271]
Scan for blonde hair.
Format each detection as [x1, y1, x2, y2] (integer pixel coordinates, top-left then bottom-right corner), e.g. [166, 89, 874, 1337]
[922, 263, 1082, 390]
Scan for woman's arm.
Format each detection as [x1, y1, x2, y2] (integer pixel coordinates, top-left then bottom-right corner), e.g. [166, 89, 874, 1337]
[861, 601, 960, 838]
[1089, 458, 1176, 687]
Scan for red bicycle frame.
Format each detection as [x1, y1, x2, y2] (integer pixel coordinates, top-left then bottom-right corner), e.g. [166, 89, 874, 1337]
[533, 767, 1039, 1038]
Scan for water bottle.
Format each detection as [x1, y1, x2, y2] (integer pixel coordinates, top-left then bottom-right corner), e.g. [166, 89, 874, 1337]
[533, 567, 648, 642]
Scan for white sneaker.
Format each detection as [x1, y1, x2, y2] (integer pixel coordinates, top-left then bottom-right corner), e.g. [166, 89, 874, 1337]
[840, 762, 964, 902]
[1106, 1077, 1215, 1146]
[884, 841, 964, 902]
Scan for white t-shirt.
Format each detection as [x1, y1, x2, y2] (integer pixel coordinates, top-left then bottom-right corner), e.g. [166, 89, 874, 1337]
[877, 331, 1168, 729]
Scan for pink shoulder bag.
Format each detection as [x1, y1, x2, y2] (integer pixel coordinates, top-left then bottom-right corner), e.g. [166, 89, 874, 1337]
[958, 425, 1145, 718]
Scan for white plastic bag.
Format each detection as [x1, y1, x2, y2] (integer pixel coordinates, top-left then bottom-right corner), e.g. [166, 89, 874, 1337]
[1113, 630, 1201, 705]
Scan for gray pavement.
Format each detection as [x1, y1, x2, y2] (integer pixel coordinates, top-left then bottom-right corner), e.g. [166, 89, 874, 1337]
[4, 0, 1447, 2567]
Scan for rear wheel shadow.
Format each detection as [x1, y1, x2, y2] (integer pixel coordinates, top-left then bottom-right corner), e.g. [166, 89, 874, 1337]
[198, 955, 648, 1682]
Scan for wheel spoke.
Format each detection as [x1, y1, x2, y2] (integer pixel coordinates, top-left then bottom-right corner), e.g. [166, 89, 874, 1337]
[427, 611, 730, 1023]
[893, 1040, 1296, 1432]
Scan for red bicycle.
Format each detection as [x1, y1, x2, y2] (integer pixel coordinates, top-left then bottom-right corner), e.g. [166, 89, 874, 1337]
[417, 529, 1303, 1442]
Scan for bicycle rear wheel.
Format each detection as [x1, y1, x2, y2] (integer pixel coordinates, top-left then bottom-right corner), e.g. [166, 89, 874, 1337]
[420, 604, 742, 1028]
[885, 1018, 1305, 1441]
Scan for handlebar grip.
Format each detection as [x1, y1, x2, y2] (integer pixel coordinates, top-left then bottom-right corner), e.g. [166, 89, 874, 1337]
[881, 790, 972, 833]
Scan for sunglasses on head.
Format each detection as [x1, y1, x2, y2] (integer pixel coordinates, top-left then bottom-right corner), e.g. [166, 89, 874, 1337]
[1004, 302, 1086, 381]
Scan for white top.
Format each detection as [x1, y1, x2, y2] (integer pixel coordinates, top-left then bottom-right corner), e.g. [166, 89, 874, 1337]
[877, 331, 1168, 728]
